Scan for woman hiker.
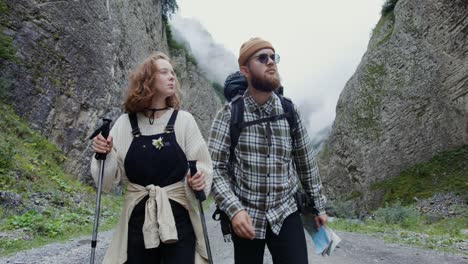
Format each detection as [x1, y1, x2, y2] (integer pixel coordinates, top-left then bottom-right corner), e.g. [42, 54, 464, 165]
[90, 52, 212, 264]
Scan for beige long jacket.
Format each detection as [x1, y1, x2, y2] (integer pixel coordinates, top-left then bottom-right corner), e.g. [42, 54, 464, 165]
[90, 110, 212, 264]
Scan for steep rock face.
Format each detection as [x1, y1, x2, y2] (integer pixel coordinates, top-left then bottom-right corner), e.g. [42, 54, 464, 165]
[318, 0, 468, 211]
[172, 50, 223, 135]
[1, 0, 221, 180]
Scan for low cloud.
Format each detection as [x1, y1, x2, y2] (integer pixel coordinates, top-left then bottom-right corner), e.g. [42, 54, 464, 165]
[170, 0, 381, 144]
[169, 15, 238, 85]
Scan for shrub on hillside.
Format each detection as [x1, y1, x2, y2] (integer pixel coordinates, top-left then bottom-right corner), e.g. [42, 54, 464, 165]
[0, 135, 14, 172]
[162, 0, 178, 20]
[163, 18, 198, 66]
[374, 202, 421, 228]
[211, 82, 225, 102]
[329, 199, 360, 219]
[381, 0, 399, 16]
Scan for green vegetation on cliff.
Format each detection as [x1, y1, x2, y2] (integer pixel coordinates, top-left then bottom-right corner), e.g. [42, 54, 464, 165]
[161, 0, 197, 65]
[162, 0, 178, 21]
[373, 10, 395, 48]
[331, 145, 468, 255]
[373, 145, 468, 204]
[330, 203, 467, 255]
[0, 28, 14, 63]
[0, 0, 17, 98]
[381, 0, 399, 16]
[370, 0, 398, 49]
[211, 82, 225, 102]
[0, 101, 121, 256]
[325, 0, 467, 255]
[0, 0, 15, 63]
[164, 17, 198, 67]
[351, 63, 387, 140]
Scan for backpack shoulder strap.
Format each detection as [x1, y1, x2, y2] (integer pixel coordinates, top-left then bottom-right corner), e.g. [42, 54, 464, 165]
[279, 96, 299, 136]
[229, 96, 244, 164]
[128, 113, 141, 137]
[228, 95, 300, 165]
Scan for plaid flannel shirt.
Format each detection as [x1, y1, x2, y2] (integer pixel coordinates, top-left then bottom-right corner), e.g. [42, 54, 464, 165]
[209, 92, 326, 239]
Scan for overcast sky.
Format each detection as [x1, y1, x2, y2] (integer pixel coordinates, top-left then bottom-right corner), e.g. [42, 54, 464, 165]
[172, 0, 384, 143]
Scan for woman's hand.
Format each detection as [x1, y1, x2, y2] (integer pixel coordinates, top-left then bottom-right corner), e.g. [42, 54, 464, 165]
[92, 134, 113, 154]
[187, 170, 206, 191]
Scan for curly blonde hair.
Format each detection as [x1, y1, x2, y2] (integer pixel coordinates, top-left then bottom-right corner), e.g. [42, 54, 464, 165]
[123, 52, 181, 113]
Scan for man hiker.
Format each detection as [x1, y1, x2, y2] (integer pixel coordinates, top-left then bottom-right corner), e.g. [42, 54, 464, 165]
[208, 37, 328, 264]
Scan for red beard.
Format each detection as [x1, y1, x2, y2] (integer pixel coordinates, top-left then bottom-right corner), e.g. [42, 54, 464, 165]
[250, 69, 281, 92]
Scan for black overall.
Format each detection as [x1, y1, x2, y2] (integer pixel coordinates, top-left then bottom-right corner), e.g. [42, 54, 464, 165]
[125, 110, 196, 264]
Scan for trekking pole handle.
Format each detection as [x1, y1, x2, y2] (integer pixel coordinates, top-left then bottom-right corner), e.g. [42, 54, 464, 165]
[89, 118, 112, 160]
[188, 160, 206, 202]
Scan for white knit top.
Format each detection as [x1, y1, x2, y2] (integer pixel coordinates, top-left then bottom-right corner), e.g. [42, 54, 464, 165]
[90, 109, 212, 194]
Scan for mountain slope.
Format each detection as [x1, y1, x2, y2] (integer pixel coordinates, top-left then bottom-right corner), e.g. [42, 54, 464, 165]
[0, 0, 222, 181]
[318, 0, 468, 210]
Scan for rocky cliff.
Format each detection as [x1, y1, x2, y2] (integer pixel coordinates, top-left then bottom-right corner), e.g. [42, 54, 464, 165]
[0, 0, 221, 181]
[171, 49, 223, 135]
[318, 0, 468, 211]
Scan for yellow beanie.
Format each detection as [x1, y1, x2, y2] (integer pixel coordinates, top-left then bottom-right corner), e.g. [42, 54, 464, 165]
[238, 37, 275, 66]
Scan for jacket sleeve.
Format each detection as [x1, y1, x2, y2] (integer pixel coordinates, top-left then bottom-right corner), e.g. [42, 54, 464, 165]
[208, 106, 244, 220]
[291, 106, 327, 215]
[183, 113, 213, 197]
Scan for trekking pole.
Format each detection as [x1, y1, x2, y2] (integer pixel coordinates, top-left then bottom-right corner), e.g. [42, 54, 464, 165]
[88, 118, 112, 264]
[188, 160, 214, 264]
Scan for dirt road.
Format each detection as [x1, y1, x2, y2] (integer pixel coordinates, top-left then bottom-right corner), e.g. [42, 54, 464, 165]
[1, 205, 466, 264]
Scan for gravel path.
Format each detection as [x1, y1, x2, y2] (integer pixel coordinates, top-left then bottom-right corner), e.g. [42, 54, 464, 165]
[1, 205, 466, 264]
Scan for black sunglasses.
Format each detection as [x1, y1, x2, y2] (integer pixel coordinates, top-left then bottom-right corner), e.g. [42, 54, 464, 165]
[252, 53, 280, 64]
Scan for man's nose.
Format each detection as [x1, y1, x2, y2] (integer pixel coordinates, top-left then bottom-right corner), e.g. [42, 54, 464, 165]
[266, 56, 275, 65]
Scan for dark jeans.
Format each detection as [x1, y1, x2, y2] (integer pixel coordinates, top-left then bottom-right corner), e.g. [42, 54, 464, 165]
[126, 221, 196, 264]
[232, 211, 308, 264]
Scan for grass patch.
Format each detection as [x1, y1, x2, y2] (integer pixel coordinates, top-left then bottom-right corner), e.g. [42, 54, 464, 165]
[0, 0, 17, 63]
[0, 32, 15, 62]
[0, 194, 121, 256]
[373, 201, 421, 228]
[329, 146, 467, 254]
[371, 7, 396, 49]
[202, 195, 215, 211]
[372, 145, 468, 205]
[0, 101, 122, 256]
[0, 0, 18, 99]
[0, 75, 13, 99]
[329, 203, 467, 255]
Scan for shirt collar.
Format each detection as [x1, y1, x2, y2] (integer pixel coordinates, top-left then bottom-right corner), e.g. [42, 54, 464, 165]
[243, 90, 278, 116]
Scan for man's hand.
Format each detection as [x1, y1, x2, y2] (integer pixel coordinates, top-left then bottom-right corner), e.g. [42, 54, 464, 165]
[231, 210, 255, 240]
[314, 213, 328, 229]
